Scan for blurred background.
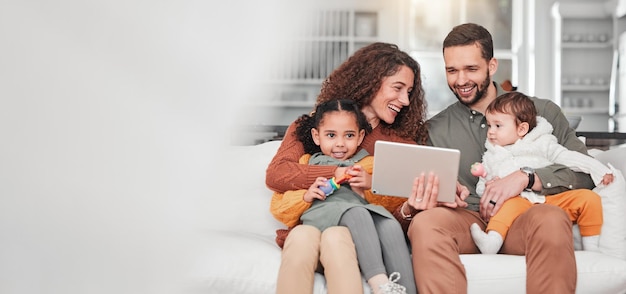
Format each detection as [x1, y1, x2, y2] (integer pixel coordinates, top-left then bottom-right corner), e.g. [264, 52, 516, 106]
[234, 0, 626, 144]
[1, 1, 624, 293]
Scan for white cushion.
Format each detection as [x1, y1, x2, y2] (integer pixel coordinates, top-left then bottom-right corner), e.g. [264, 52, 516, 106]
[461, 251, 626, 293]
[208, 141, 285, 236]
[203, 231, 280, 294]
[592, 148, 626, 260]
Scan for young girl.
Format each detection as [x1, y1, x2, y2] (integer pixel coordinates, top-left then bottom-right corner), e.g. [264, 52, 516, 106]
[271, 99, 415, 294]
[470, 91, 614, 254]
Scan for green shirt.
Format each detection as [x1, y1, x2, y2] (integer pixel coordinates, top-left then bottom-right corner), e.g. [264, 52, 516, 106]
[427, 83, 594, 211]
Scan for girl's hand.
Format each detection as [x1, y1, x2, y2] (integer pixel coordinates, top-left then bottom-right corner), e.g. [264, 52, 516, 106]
[347, 165, 370, 188]
[303, 177, 330, 203]
[347, 165, 369, 197]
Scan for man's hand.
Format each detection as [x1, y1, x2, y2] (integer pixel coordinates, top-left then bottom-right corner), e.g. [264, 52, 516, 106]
[479, 171, 527, 221]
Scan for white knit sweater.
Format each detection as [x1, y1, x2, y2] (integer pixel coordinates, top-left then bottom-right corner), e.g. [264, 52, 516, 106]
[477, 116, 611, 203]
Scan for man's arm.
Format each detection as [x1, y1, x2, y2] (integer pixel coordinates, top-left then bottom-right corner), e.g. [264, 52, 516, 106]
[533, 98, 595, 194]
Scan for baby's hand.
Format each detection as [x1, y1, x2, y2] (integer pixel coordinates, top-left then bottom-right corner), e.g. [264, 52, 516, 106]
[471, 162, 487, 178]
[601, 173, 614, 186]
[304, 177, 330, 202]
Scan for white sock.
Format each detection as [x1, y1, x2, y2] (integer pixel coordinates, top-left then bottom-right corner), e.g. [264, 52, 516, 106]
[470, 223, 503, 254]
[582, 235, 600, 252]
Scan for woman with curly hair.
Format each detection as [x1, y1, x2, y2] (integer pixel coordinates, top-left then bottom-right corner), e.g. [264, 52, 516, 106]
[266, 42, 428, 294]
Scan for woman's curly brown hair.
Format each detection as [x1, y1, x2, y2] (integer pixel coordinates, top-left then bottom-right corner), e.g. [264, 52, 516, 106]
[315, 42, 428, 144]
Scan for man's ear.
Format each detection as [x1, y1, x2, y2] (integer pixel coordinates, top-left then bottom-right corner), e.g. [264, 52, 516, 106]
[311, 128, 321, 146]
[517, 122, 530, 137]
[357, 129, 365, 145]
[489, 57, 498, 77]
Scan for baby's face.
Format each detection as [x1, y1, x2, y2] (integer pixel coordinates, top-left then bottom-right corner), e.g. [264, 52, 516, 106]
[485, 111, 525, 146]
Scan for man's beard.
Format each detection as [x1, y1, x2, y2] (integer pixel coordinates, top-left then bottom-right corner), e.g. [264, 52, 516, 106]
[452, 70, 491, 107]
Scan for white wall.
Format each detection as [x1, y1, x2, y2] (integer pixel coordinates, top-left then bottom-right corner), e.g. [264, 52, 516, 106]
[534, 0, 561, 99]
[0, 1, 301, 293]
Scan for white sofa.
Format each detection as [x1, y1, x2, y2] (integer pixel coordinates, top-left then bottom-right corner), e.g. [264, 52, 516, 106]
[206, 140, 626, 294]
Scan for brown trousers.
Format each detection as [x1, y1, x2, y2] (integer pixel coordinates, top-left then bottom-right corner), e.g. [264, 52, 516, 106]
[408, 201, 577, 294]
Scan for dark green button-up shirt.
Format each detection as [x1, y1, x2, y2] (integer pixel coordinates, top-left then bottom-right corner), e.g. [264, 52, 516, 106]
[427, 83, 594, 211]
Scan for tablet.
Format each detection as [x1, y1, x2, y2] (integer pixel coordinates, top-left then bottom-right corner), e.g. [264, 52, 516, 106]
[371, 141, 460, 203]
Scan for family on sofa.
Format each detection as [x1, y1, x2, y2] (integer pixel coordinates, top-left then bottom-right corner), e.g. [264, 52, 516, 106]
[263, 23, 625, 294]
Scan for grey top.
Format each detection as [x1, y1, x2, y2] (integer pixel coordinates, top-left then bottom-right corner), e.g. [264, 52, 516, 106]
[426, 82, 594, 211]
[300, 149, 394, 231]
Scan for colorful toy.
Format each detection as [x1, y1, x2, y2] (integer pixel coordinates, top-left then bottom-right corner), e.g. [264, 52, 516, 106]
[470, 162, 487, 178]
[319, 168, 355, 196]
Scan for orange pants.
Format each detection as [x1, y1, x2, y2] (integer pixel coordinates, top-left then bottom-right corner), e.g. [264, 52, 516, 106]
[488, 189, 603, 238]
[276, 225, 362, 294]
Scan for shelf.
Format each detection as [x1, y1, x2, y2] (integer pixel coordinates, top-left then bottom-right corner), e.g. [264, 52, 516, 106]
[562, 107, 610, 115]
[552, 1, 617, 131]
[254, 101, 314, 108]
[562, 84, 610, 91]
[562, 41, 612, 49]
[267, 79, 325, 85]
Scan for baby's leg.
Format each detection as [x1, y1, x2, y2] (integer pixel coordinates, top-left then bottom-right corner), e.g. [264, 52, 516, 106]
[472, 196, 531, 254]
[546, 189, 603, 251]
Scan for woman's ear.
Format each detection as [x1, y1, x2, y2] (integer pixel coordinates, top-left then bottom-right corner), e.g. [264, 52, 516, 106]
[517, 122, 530, 137]
[311, 128, 321, 146]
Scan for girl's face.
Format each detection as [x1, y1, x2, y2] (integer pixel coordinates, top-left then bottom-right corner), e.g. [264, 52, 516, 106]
[485, 111, 528, 147]
[311, 110, 365, 160]
[361, 65, 414, 126]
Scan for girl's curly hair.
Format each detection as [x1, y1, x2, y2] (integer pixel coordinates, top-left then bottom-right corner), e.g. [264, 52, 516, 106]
[295, 99, 372, 155]
[315, 42, 428, 144]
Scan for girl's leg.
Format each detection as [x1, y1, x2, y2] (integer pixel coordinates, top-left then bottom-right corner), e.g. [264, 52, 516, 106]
[339, 207, 386, 279]
[372, 213, 417, 294]
[320, 226, 363, 294]
[276, 225, 321, 294]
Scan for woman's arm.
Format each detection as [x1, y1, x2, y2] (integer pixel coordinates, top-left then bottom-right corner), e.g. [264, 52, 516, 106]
[269, 190, 311, 227]
[265, 122, 337, 193]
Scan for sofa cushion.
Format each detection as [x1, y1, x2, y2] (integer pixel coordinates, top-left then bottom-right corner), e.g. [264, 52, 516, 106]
[203, 231, 280, 294]
[461, 251, 626, 293]
[591, 148, 626, 260]
[208, 140, 284, 236]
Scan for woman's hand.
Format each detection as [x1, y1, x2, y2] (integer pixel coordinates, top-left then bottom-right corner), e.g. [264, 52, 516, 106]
[406, 173, 469, 213]
[303, 177, 330, 203]
[335, 166, 349, 179]
[406, 172, 439, 211]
